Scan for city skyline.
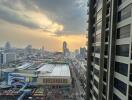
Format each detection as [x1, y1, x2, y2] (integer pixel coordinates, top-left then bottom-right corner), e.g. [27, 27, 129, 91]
[0, 0, 87, 52]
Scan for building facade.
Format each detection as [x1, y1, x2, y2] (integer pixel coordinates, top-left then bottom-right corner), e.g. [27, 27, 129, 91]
[87, 0, 132, 100]
[63, 41, 70, 57]
[37, 64, 72, 90]
[0, 52, 16, 65]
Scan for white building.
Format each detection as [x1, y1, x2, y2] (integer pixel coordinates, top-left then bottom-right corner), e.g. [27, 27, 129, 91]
[37, 64, 72, 88]
[1, 52, 16, 64]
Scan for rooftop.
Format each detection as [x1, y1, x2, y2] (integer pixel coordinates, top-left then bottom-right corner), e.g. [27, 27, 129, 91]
[37, 64, 71, 77]
[17, 63, 32, 70]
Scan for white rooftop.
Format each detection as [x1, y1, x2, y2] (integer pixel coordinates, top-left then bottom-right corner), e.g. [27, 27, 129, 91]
[37, 64, 71, 77]
[17, 63, 32, 69]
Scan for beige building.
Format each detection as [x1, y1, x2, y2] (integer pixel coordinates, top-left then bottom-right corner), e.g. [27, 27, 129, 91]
[37, 64, 72, 89]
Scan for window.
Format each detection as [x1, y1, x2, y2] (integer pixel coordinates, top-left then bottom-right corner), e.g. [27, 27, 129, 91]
[96, 22, 102, 31]
[94, 57, 100, 65]
[115, 62, 128, 76]
[130, 64, 132, 82]
[94, 46, 101, 53]
[97, 10, 102, 21]
[116, 44, 129, 57]
[104, 58, 108, 69]
[91, 56, 94, 62]
[103, 71, 107, 82]
[93, 90, 98, 99]
[113, 93, 121, 100]
[90, 74, 93, 80]
[91, 65, 93, 71]
[90, 83, 93, 90]
[95, 33, 101, 43]
[94, 68, 99, 77]
[105, 31, 109, 42]
[118, 4, 131, 22]
[129, 85, 132, 100]
[94, 79, 98, 89]
[106, 18, 110, 28]
[97, 0, 102, 11]
[117, 25, 130, 39]
[114, 78, 127, 95]
[103, 84, 107, 95]
[118, 0, 126, 6]
[90, 92, 92, 99]
[104, 45, 108, 55]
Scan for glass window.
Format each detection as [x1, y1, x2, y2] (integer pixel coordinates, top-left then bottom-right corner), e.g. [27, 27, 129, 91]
[96, 22, 102, 31]
[94, 46, 101, 53]
[129, 85, 132, 100]
[103, 84, 107, 95]
[116, 44, 129, 57]
[104, 58, 108, 69]
[118, 4, 131, 22]
[104, 45, 108, 55]
[117, 24, 130, 39]
[115, 62, 128, 76]
[93, 90, 98, 99]
[114, 78, 127, 95]
[118, 0, 126, 6]
[105, 31, 109, 42]
[97, 10, 102, 22]
[113, 93, 121, 100]
[130, 64, 132, 82]
[94, 79, 98, 89]
[97, 0, 102, 11]
[94, 57, 100, 65]
[95, 33, 101, 43]
[94, 68, 99, 77]
[103, 71, 107, 82]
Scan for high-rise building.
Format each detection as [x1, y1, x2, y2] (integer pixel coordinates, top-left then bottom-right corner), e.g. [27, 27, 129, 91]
[0, 52, 16, 65]
[87, 0, 132, 100]
[25, 45, 32, 56]
[80, 47, 86, 58]
[0, 53, 2, 65]
[4, 41, 11, 52]
[63, 41, 70, 56]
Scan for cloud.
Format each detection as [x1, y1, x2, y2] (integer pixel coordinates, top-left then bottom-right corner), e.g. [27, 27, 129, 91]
[34, 0, 87, 34]
[0, 0, 87, 35]
[0, 20, 86, 51]
[0, 0, 64, 33]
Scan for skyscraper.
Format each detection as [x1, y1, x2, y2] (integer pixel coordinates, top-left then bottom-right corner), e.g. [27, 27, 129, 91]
[63, 41, 70, 56]
[87, 0, 132, 100]
[63, 41, 67, 51]
[4, 41, 11, 52]
[25, 45, 32, 56]
[80, 47, 86, 58]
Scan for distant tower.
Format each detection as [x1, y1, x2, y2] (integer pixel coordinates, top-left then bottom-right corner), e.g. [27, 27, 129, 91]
[25, 45, 32, 56]
[63, 41, 70, 56]
[63, 41, 67, 52]
[42, 45, 44, 52]
[4, 41, 11, 52]
[41, 45, 44, 57]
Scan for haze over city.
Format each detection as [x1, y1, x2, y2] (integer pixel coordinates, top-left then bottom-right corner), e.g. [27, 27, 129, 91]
[0, 0, 87, 51]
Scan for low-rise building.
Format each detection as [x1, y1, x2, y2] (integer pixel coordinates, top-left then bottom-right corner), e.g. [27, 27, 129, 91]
[37, 64, 72, 90]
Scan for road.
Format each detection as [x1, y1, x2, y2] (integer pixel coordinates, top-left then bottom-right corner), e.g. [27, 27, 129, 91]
[70, 63, 85, 100]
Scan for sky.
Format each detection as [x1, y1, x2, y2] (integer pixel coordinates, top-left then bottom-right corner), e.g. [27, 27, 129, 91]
[0, 0, 87, 52]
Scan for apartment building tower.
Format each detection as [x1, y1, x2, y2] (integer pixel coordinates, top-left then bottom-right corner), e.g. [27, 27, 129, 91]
[87, 0, 132, 100]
